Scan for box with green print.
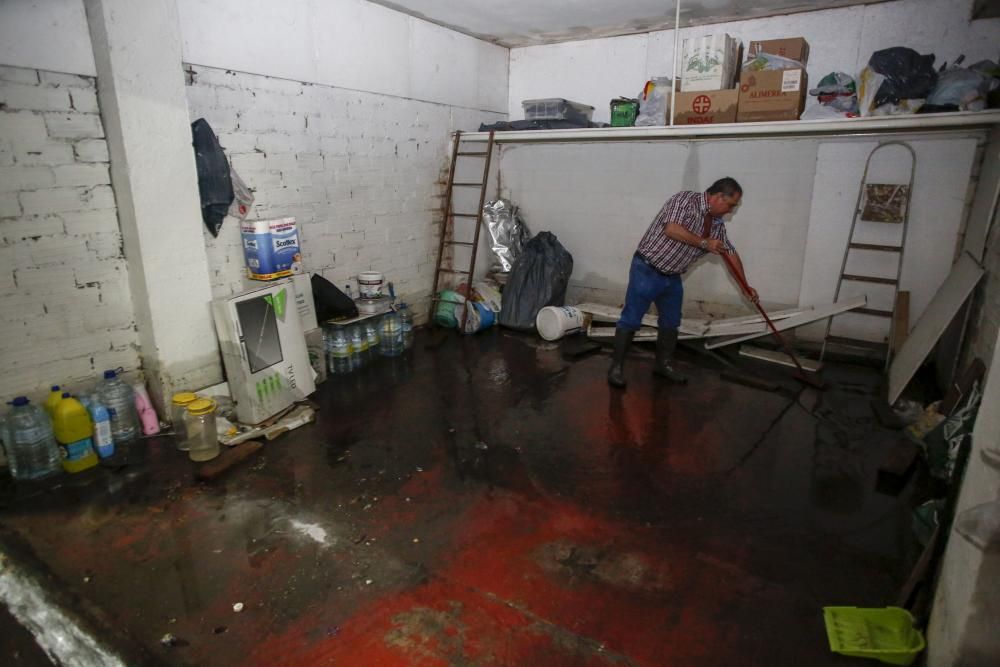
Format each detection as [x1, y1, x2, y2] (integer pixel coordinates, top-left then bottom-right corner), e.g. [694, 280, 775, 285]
[211, 279, 315, 424]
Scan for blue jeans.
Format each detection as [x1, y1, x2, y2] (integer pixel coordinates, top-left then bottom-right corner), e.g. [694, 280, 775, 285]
[617, 255, 683, 331]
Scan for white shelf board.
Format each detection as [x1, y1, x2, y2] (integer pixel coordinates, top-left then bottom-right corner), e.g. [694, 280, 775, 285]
[462, 110, 1000, 144]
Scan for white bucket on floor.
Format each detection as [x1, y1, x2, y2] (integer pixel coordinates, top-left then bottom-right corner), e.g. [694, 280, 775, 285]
[536, 306, 588, 341]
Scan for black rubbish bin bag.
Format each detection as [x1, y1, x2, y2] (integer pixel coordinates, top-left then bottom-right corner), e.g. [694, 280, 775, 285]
[498, 231, 573, 331]
[191, 118, 234, 237]
[868, 47, 938, 108]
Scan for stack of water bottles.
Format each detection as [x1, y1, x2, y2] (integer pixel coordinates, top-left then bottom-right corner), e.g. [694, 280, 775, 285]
[324, 302, 414, 376]
[1, 369, 158, 480]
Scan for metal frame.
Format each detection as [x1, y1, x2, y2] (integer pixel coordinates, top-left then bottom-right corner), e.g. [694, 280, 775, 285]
[821, 141, 916, 369]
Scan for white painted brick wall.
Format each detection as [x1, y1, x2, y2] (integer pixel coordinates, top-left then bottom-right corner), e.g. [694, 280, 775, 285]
[185, 64, 505, 321]
[0, 65, 140, 405]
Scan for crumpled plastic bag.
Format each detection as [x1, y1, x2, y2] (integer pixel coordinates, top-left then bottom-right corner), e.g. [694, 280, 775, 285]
[483, 199, 530, 273]
[858, 67, 926, 116]
[228, 166, 254, 221]
[498, 232, 574, 331]
[868, 47, 938, 109]
[924, 66, 993, 111]
[955, 499, 1000, 552]
[636, 77, 673, 127]
[809, 71, 858, 114]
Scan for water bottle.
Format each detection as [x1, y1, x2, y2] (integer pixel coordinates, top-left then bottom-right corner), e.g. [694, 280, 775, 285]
[1, 397, 62, 480]
[327, 328, 352, 375]
[398, 303, 414, 350]
[364, 319, 381, 362]
[350, 325, 367, 369]
[89, 399, 114, 459]
[97, 369, 139, 445]
[379, 311, 404, 357]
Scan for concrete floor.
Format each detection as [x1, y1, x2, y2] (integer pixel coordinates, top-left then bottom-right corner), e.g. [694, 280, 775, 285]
[0, 329, 916, 666]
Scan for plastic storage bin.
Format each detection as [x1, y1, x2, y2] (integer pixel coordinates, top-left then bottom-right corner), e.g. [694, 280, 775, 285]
[522, 98, 595, 124]
[823, 606, 925, 665]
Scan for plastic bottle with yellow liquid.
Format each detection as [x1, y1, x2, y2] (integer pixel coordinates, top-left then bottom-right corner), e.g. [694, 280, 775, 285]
[52, 393, 99, 473]
[45, 385, 63, 417]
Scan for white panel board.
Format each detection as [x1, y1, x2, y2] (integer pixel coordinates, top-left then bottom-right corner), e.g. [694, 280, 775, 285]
[704, 297, 866, 349]
[962, 128, 1000, 263]
[887, 254, 985, 404]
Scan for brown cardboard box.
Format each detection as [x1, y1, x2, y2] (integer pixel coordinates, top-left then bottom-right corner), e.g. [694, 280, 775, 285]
[736, 68, 808, 122]
[673, 89, 739, 125]
[748, 38, 809, 66]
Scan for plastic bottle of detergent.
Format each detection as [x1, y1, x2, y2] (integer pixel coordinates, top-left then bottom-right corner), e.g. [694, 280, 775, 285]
[98, 369, 138, 445]
[1, 397, 62, 480]
[52, 393, 98, 473]
[44, 385, 63, 417]
[88, 397, 115, 459]
[132, 382, 160, 436]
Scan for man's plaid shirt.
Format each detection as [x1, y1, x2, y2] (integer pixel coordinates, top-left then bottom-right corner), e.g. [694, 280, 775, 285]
[635, 190, 735, 274]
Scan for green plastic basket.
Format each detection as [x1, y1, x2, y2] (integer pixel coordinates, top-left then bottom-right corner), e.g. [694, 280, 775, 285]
[823, 607, 925, 666]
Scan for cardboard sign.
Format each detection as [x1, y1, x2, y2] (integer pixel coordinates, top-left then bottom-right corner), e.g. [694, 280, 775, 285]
[673, 89, 739, 125]
[748, 37, 810, 65]
[736, 69, 808, 122]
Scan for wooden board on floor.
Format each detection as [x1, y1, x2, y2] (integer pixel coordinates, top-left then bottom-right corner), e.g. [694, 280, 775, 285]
[704, 297, 867, 350]
[887, 254, 984, 404]
[739, 346, 823, 372]
[575, 302, 806, 340]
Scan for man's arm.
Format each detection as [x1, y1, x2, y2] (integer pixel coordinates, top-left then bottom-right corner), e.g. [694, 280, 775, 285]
[665, 223, 725, 253]
[726, 250, 759, 304]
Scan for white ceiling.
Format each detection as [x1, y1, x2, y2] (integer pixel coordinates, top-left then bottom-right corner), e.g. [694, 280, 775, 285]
[368, 0, 895, 48]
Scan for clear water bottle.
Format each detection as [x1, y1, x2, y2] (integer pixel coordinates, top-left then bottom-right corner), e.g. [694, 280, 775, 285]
[398, 303, 414, 350]
[364, 319, 381, 361]
[327, 328, 352, 375]
[379, 311, 404, 357]
[1, 397, 62, 480]
[350, 325, 368, 369]
[97, 369, 139, 445]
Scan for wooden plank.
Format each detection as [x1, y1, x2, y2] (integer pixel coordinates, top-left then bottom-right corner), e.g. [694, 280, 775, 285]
[704, 297, 867, 350]
[197, 441, 264, 481]
[891, 291, 910, 356]
[888, 254, 985, 404]
[738, 346, 823, 372]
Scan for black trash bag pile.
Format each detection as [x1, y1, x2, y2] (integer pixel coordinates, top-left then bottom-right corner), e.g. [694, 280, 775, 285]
[868, 47, 938, 108]
[191, 118, 234, 237]
[311, 273, 358, 321]
[498, 231, 573, 331]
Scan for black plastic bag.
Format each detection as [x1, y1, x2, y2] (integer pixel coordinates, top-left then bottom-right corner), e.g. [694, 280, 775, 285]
[498, 231, 573, 331]
[869, 47, 938, 108]
[311, 274, 358, 322]
[191, 118, 234, 237]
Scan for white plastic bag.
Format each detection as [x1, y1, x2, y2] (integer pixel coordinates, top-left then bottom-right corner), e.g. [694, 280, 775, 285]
[636, 77, 673, 127]
[228, 167, 254, 221]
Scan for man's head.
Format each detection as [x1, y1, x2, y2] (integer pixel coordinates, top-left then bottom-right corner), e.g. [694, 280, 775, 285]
[706, 177, 743, 217]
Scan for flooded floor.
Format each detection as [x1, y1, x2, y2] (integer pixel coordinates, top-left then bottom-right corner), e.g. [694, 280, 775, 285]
[0, 330, 916, 665]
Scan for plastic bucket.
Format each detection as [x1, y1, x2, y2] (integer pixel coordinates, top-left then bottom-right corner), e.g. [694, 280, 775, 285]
[536, 306, 587, 341]
[358, 271, 384, 297]
[461, 301, 495, 334]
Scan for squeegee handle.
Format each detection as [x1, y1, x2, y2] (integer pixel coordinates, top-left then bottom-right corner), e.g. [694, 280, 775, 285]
[721, 252, 810, 378]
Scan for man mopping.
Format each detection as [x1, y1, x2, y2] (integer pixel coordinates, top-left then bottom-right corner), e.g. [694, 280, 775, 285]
[608, 177, 757, 388]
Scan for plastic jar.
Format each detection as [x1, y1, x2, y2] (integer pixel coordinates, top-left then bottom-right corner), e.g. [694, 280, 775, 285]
[170, 392, 198, 451]
[184, 399, 219, 462]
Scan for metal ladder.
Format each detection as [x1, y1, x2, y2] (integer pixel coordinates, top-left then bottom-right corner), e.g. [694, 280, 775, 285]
[821, 141, 916, 369]
[429, 130, 495, 330]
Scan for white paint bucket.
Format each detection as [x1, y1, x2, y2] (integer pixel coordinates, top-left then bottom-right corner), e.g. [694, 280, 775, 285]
[357, 271, 384, 297]
[536, 306, 588, 341]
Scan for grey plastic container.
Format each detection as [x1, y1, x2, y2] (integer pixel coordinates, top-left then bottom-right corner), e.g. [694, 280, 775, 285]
[521, 98, 595, 123]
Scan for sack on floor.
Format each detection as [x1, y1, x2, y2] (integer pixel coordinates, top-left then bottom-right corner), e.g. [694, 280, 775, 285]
[498, 231, 573, 331]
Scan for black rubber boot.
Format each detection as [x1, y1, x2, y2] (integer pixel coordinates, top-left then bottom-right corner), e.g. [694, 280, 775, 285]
[607, 328, 634, 388]
[653, 328, 688, 384]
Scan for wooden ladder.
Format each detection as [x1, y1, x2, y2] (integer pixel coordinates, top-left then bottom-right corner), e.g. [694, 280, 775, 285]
[821, 141, 916, 369]
[429, 130, 495, 330]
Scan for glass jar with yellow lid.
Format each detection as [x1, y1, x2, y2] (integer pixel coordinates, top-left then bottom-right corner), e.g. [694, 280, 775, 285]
[184, 398, 219, 462]
[171, 392, 199, 451]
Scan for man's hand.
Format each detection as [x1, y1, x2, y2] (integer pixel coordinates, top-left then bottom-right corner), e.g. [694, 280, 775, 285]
[703, 239, 725, 255]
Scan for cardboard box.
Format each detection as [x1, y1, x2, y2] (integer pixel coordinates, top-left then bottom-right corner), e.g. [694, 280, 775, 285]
[681, 34, 739, 92]
[736, 68, 808, 122]
[673, 89, 739, 125]
[291, 273, 318, 331]
[211, 279, 315, 424]
[748, 38, 809, 66]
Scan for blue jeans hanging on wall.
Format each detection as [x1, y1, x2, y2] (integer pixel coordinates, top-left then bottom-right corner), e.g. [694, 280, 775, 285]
[616, 254, 684, 331]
